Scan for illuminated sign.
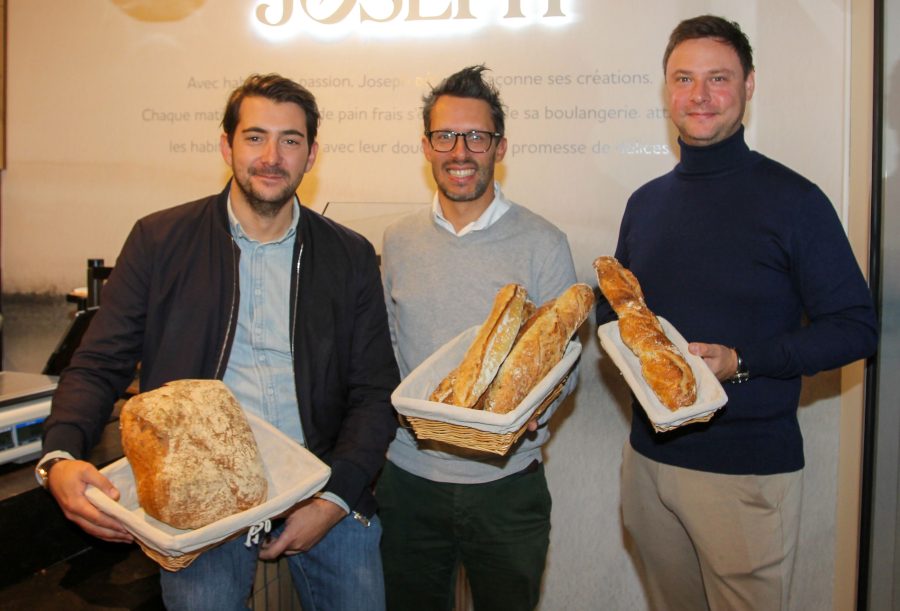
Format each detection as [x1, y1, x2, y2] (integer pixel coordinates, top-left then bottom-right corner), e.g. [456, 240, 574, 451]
[253, 0, 573, 40]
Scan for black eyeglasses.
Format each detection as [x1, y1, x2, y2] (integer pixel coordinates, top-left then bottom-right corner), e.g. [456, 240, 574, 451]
[425, 130, 502, 153]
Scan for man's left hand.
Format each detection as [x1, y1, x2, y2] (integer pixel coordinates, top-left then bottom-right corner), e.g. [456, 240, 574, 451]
[688, 342, 738, 381]
[258, 497, 346, 560]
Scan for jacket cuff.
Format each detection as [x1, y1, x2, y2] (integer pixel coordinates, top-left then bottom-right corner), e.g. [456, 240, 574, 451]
[322, 459, 371, 514]
[41, 423, 89, 460]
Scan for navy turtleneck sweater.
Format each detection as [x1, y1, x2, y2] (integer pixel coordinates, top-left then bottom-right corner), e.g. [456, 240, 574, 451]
[612, 126, 877, 475]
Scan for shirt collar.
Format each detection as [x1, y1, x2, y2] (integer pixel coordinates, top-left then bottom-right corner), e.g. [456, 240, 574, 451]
[431, 182, 511, 237]
[227, 195, 300, 244]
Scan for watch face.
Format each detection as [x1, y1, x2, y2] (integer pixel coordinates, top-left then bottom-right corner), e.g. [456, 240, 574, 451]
[38, 457, 66, 486]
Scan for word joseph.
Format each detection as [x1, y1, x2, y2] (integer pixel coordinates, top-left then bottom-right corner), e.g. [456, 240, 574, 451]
[256, 0, 566, 26]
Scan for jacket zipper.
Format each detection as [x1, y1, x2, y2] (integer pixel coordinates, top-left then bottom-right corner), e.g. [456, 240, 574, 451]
[290, 243, 303, 357]
[214, 237, 240, 379]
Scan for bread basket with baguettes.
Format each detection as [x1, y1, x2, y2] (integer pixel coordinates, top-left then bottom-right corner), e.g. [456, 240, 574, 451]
[393, 324, 580, 455]
[392, 284, 592, 456]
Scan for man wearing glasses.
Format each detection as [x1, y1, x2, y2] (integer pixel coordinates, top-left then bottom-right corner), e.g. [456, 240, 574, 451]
[377, 65, 577, 610]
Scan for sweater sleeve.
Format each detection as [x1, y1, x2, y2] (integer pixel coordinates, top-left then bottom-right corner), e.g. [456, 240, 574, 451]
[739, 187, 878, 378]
[532, 230, 579, 424]
[381, 227, 399, 360]
[533, 231, 577, 304]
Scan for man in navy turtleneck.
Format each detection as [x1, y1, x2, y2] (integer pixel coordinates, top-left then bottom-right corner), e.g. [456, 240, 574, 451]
[604, 15, 878, 611]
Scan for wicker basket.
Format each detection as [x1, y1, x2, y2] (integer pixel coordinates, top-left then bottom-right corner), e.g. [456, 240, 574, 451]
[139, 529, 247, 571]
[402, 374, 568, 456]
[393, 326, 581, 455]
[139, 541, 204, 571]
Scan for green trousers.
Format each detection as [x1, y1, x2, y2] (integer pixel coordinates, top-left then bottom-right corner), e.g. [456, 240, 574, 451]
[376, 460, 551, 611]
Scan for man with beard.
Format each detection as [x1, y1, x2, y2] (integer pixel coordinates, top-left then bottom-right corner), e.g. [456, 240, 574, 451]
[37, 74, 399, 611]
[377, 65, 577, 610]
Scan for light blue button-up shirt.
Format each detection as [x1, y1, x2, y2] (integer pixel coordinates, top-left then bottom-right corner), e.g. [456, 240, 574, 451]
[223, 197, 349, 513]
[223, 198, 304, 443]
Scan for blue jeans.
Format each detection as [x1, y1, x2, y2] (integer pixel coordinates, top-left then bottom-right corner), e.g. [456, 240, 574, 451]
[160, 513, 385, 611]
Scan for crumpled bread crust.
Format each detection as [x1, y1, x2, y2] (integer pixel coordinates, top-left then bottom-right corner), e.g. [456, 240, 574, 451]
[120, 380, 267, 530]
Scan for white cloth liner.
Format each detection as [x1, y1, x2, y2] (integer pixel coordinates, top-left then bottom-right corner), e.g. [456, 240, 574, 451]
[598, 317, 727, 431]
[392, 325, 582, 435]
[85, 412, 331, 558]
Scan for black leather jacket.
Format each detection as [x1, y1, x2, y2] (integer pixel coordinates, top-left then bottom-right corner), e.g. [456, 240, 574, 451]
[44, 183, 400, 515]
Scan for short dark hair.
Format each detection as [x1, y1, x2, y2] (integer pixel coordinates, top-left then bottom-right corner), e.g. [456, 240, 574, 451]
[422, 65, 505, 136]
[221, 73, 320, 148]
[663, 15, 754, 78]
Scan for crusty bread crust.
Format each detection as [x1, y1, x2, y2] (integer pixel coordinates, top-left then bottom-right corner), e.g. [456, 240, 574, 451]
[594, 256, 697, 410]
[482, 284, 594, 414]
[430, 284, 529, 408]
[120, 379, 267, 530]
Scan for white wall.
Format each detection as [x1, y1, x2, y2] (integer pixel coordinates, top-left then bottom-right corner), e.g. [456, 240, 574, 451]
[1, 1, 861, 608]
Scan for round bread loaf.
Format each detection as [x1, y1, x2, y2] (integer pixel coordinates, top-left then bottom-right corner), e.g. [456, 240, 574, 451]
[120, 379, 268, 530]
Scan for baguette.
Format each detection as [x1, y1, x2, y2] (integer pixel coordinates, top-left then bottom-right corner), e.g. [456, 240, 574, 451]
[430, 284, 530, 408]
[482, 283, 594, 414]
[120, 379, 268, 530]
[594, 256, 697, 410]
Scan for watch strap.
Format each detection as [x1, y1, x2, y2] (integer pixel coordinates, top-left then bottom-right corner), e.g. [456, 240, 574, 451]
[727, 349, 750, 384]
[35, 450, 75, 488]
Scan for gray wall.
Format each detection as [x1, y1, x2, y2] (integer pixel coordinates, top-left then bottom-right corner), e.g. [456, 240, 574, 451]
[2, 293, 72, 374]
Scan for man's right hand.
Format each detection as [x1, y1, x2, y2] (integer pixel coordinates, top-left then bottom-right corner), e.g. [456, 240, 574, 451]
[47, 459, 133, 543]
[688, 342, 739, 381]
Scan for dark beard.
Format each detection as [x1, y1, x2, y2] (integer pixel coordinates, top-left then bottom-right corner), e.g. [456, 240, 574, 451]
[438, 175, 490, 202]
[436, 159, 494, 203]
[244, 188, 293, 217]
[441, 176, 490, 203]
[235, 168, 297, 218]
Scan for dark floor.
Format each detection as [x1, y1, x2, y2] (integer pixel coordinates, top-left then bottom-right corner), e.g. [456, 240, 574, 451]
[0, 469, 163, 610]
[2, 546, 163, 611]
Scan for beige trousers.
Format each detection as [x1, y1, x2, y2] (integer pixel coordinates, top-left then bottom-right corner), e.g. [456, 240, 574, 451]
[621, 443, 803, 611]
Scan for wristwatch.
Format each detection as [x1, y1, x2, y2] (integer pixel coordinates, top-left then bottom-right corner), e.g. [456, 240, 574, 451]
[36, 456, 70, 488]
[727, 349, 750, 384]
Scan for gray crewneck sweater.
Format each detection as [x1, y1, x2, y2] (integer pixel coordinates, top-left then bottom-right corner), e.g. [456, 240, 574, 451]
[382, 199, 577, 483]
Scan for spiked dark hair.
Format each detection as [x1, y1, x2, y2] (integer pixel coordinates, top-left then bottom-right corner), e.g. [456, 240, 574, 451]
[422, 65, 505, 135]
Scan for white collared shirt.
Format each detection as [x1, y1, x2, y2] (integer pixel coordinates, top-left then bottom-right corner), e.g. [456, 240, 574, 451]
[432, 181, 511, 237]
